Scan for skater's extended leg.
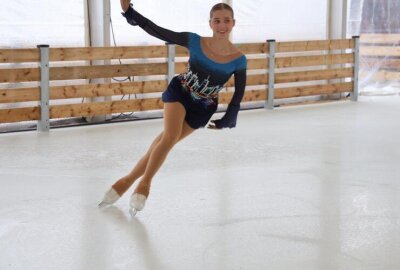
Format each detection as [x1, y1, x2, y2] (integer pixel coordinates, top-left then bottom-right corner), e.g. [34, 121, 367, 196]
[111, 103, 194, 197]
[111, 132, 163, 196]
[134, 102, 193, 197]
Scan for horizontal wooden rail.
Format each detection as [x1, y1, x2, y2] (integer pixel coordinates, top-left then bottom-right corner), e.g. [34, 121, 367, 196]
[0, 67, 40, 83]
[361, 70, 400, 82]
[50, 98, 163, 118]
[0, 107, 39, 123]
[275, 68, 353, 84]
[276, 39, 354, 53]
[217, 82, 353, 103]
[218, 89, 266, 104]
[176, 46, 189, 57]
[0, 80, 169, 103]
[360, 34, 400, 44]
[360, 58, 400, 70]
[0, 46, 185, 63]
[49, 63, 169, 81]
[276, 53, 354, 68]
[225, 74, 269, 87]
[361, 46, 400, 57]
[0, 49, 39, 63]
[50, 46, 168, 61]
[275, 82, 353, 98]
[236, 43, 268, 54]
[247, 58, 268, 70]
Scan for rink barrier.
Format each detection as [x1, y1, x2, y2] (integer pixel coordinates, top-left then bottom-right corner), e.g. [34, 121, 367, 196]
[360, 34, 400, 82]
[0, 37, 358, 129]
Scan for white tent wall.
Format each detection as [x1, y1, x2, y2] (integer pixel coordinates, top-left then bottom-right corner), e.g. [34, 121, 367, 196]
[109, 0, 328, 45]
[0, 0, 85, 48]
[233, 0, 328, 43]
[109, 0, 232, 46]
[1, 0, 330, 48]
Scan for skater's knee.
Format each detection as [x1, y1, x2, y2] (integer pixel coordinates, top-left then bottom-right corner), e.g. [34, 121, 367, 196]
[160, 133, 179, 148]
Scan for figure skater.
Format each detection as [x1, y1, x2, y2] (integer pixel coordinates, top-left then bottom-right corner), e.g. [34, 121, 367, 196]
[99, 0, 247, 217]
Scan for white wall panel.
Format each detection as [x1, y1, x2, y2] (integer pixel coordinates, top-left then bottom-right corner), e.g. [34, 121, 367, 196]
[0, 0, 85, 48]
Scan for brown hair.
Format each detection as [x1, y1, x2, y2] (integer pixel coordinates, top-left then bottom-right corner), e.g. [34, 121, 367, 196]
[210, 3, 234, 19]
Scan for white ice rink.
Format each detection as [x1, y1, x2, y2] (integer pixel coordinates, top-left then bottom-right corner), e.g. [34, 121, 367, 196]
[1, 96, 399, 270]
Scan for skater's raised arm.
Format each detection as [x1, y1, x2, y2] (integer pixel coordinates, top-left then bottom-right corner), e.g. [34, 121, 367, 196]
[120, 0, 190, 47]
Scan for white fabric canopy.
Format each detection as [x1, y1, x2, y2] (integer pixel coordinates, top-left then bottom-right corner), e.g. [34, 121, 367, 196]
[0, 0, 328, 48]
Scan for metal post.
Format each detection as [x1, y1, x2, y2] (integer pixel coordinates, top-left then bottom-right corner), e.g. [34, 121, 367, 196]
[351, 36, 360, 102]
[37, 45, 50, 132]
[167, 43, 176, 83]
[266, 40, 276, 110]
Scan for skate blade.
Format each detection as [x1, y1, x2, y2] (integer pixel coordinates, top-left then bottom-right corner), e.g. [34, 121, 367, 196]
[98, 201, 111, 209]
[129, 208, 138, 218]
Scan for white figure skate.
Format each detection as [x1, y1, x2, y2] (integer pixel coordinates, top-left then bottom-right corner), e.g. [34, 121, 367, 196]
[129, 193, 147, 217]
[98, 188, 120, 208]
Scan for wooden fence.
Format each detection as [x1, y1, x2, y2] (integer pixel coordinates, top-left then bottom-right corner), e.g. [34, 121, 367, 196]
[360, 34, 400, 82]
[0, 37, 358, 130]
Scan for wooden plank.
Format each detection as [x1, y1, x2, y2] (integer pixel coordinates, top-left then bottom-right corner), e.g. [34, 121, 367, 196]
[176, 46, 189, 57]
[276, 39, 354, 53]
[0, 87, 40, 103]
[236, 43, 268, 54]
[361, 70, 400, 82]
[51, 80, 167, 100]
[0, 49, 39, 63]
[275, 68, 354, 84]
[0, 107, 39, 123]
[175, 62, 188, 73]
[50, 98, 164, 118]
[0, 68, 40, 83]
[247, 58, 268, 70]
[275, 82, 353, 98]
[360, 58, 400, 70]
[49, 63, 168, 81]
[0, 80, 169, 103]
[361, 46, 400, 57]
[225, 74, 268, 87]
[49, 46, 168, 61]
[360, 34, 400, 44]
[219, 89, 267, 104]
[276, 53, 354, 68]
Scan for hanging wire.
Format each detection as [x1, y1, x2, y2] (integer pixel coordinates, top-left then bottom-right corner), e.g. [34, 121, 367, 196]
[109, 15, 136, 118]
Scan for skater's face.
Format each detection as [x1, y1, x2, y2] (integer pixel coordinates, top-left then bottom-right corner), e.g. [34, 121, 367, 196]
[209, 9, 235, 38]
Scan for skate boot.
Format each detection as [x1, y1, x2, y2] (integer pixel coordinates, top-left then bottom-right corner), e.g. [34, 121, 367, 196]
[98, 188, 120, 208]
[129, 193, 147, 217]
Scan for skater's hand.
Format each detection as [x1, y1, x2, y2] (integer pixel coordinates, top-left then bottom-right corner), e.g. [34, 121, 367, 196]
[120, 0, 131, 12]
[207, 120, 223, 130]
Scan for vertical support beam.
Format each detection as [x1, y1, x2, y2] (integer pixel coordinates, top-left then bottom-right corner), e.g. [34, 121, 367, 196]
[327, 0, 348, 39]
[266, 39, 276, 110]
[167, 43, 176, 83]
[351, 36, 360, 102]
[85, 0, 112, 123]
[326, 0, 349, 101]
[37, 45, 50, 132]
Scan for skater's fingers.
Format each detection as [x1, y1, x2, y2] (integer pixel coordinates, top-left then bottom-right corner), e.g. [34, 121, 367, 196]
[207, 123, 221, 130]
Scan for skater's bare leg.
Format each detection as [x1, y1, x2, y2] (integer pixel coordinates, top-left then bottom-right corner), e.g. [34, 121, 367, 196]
[112, 103, 194, 196]
[111, 133, 163, 196]
[134, 102, 194, 197]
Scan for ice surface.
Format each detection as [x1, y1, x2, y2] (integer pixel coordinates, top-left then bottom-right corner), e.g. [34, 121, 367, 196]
[0, 96, 400, 270]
